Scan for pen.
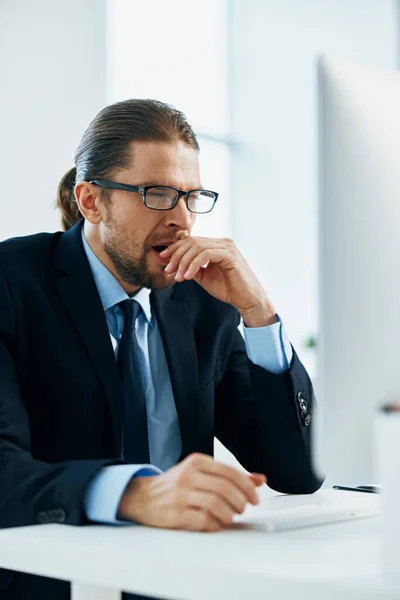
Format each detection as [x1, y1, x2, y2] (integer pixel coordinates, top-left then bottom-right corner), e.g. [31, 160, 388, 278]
[333, 485, 380, 493]
[381, 403, 400, 413]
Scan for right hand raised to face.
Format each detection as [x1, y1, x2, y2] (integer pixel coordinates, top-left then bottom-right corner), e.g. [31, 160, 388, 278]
[117, 453, 267, 532]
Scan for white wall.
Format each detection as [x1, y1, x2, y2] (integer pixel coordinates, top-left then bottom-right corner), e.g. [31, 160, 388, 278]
[229, 0, 399, 375]
[0, 0, 107, 241]
[106, 0, 232, 241]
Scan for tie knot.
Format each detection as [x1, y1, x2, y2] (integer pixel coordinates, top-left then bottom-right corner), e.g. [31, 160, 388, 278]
[118, 299, 141, 328]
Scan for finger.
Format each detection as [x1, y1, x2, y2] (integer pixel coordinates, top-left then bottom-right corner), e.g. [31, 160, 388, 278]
[171, 245, 203, 280]
[164, 238, 226, 273]
[192, 472, 248, 515]
[180, 508, 221, 532]
[163, 240, 195, 272]
[160, 236, 210, 259]
[159, 238, 191, 259]
[249, 473, 267, 487]
[183, 249, 213, 280]
[185, 454, 255, 507]
[186, 490, 236, 526]
[185, 247, 235, 280]
[200, 460, 260, 505]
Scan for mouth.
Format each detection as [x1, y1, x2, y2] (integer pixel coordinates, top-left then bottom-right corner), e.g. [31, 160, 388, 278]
[152, 244, 169, 253]
[151, 244, 172, 266]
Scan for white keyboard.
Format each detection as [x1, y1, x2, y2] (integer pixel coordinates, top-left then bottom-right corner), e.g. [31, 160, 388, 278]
[234, 489, 382, 532]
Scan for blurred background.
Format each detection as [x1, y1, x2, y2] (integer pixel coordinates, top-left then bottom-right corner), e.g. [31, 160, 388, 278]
[1, 0, 399, 382]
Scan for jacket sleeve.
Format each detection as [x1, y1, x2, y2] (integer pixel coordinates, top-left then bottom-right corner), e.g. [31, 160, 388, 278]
[214, 319, 323, 495]
[0, 272, 121, 529]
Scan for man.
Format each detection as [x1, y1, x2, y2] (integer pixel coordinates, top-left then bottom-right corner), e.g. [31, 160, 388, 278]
[0, 99, 321, 599]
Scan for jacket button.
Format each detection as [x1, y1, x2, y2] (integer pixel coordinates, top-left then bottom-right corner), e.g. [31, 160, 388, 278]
[297, 391, 306, 404]
[304, 415, 311, 426]
[38, 511, 50, 524]
[297, 392, 308, 413]
[56, 509, 67, 523]
[38, 508, 67, 524]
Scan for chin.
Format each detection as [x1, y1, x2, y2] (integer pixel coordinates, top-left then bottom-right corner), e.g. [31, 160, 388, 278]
[149, 270, 177, 291]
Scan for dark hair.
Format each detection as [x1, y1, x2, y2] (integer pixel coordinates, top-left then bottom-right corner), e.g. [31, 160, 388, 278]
[55, 99, 200, 231]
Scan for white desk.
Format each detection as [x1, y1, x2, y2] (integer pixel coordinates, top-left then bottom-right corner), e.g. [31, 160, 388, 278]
[0, 489, 398, 600]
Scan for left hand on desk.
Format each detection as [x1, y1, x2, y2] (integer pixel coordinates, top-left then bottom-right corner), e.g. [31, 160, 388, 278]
[161, 236, 278, 328]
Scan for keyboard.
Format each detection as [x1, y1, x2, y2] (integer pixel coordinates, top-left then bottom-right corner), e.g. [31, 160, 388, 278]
[233, 488, 382, 532]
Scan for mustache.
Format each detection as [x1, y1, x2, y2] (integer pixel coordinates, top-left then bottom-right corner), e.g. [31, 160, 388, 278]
[147, 230, 189, 249]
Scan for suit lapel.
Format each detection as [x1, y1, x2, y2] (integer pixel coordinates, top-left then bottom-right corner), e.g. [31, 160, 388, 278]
[53, 222, 124, 456]
[151, 288, 201, 459]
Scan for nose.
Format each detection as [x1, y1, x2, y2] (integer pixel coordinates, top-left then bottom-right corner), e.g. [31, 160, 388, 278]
[163, 197, 196, 232]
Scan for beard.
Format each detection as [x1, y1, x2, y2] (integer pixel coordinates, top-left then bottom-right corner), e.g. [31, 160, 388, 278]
[103, 219, 175, 292]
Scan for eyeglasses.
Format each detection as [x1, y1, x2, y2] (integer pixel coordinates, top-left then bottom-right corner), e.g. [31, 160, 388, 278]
[90, 179, 218, 214]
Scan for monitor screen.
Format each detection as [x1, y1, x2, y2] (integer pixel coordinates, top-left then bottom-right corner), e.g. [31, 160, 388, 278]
[315, 56, 400, 485]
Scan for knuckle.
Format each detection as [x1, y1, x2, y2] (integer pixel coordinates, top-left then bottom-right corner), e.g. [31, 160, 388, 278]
[230, 488, 244, 505]
[207, 495, 220, 512]
[240, 491, 248, 506]
[192, 255, 202, 265]
[171, 488, 185, 506]
[215, 502, 232, 523]
[167, 507, 182, 527]
[187, 453, 204, 469]
[175, 468, 191, 488]
[178, 512, 191, 531]
[231, 493, 245, 512]
[235, 473, 249, 491]
[178, 261, 188, 272]
[216, 480, 230, 498]
[221, 464, 235, 478]
[181, 509, 194, 530]
[197, 511, 210, 531]
[221, 511, 233, 526]
[217, 480, 245, 510]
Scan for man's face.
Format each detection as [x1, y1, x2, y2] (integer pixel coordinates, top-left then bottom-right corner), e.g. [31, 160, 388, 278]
[99, 141, 200, 291]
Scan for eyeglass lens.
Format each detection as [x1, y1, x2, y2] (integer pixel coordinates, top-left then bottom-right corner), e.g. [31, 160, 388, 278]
[145, 187, 215, 213]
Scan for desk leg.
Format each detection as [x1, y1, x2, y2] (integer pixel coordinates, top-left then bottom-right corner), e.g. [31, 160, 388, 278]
[71, 581, 121, 600]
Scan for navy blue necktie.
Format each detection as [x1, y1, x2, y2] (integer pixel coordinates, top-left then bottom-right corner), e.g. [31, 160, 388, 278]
[117, 299, 150, 464]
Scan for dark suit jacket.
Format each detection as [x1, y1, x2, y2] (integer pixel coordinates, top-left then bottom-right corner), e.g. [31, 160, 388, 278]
[0, 222, 321, 599]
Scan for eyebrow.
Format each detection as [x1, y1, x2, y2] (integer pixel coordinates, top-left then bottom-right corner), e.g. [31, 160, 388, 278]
[139, 181, 204, 190]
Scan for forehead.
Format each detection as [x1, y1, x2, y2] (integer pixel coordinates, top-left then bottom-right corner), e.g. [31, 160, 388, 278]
[117, 140, 201, 189]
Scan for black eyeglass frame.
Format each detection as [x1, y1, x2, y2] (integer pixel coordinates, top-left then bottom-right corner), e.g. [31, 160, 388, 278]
[89, 179, 218, 214]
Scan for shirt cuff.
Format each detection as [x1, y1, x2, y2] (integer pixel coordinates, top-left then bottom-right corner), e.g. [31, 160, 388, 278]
[83, 464, 162, 525]
[243, 315, 293, 374]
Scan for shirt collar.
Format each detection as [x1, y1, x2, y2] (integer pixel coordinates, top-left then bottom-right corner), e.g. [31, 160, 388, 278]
[81, 227, 153, 325]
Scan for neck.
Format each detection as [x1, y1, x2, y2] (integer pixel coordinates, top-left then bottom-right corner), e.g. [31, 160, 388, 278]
[83, 221, 141, 296]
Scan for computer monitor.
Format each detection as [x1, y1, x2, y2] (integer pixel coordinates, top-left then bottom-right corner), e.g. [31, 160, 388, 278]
[315, 56, 400, 486]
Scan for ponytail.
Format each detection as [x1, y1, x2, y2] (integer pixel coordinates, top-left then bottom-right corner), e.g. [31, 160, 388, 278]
[55, 167, 82, 231]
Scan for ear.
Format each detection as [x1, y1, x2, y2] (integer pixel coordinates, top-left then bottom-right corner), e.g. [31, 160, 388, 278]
[74, 181, 104, 224]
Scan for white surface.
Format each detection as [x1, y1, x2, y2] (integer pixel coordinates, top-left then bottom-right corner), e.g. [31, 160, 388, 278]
[318, 56, 400, 485]
[0, 0, 107, 240]
[229, 0, 399, 374]
[0, 488, 398, 600]
[377, 412, 400, 586]
[71, 582, 119, 600]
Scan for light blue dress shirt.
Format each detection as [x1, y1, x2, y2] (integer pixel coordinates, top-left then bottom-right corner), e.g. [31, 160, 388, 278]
[81, 231, 293, 524]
